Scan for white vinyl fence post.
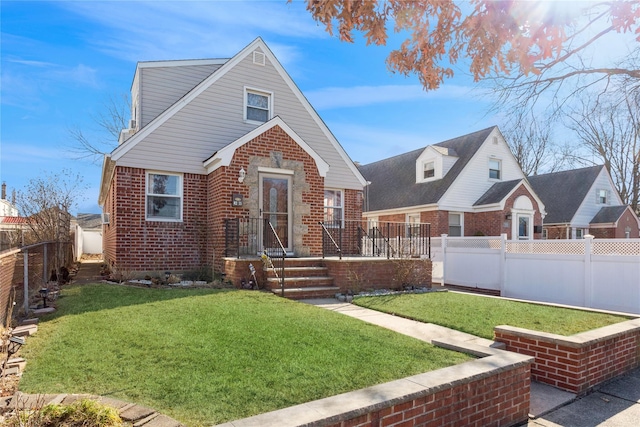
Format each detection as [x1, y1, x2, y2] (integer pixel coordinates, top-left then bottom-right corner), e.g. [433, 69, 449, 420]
[584, 235, 593, 308]
[441, 234, 448, 287]
[500, 233, 507, 295]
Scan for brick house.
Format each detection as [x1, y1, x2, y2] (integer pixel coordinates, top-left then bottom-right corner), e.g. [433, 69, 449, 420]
[98, 38, 369, 282]
[359, 127, 546, 240]
[528, 165, 640, 239]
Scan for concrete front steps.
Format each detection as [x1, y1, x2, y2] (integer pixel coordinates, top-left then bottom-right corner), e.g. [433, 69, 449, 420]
[265, 258, 339, 300]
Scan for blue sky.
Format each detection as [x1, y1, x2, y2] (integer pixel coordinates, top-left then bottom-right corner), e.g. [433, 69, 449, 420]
[1, 0, 499, 214]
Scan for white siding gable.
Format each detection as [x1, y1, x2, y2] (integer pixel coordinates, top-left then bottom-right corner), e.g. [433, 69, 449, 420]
[112, 39, 365, 190]
[137, 61, 226, 128]
[439, 128, 525, 211]
[572, 167, 623, 227]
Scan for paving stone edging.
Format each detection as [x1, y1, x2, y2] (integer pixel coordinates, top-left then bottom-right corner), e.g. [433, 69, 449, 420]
[5, 392, 184, 427]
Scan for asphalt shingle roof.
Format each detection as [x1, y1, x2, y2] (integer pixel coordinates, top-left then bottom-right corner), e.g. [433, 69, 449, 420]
[590, 205, 628, 224]
[359, 127, 496, 212]
[527, 165, 604, 224]
[77, 213, 103, 229]
[473, 179, 522, 206]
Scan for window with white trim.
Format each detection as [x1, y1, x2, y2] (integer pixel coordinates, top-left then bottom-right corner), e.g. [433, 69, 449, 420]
[324, 189, 343, 226]
[146, 172, 182, 221]
[597, 189, 608, 204]
[576, 228, 584, 239]
[423, 161, 435, 179]
[489, 159, 501, 180]
[245, 88, 272, 123]
[448, 213, 462, 236]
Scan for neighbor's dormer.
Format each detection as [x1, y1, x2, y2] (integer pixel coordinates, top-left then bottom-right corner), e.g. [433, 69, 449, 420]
[415, 145, 459, 183]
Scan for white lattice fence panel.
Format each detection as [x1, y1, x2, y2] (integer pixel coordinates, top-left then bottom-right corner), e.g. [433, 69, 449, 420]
[507, 241, 585, 255]
[592, 240, 640, 256]
[447, 238, 502, 249]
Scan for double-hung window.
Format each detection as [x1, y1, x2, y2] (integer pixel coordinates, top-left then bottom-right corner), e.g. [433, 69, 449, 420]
[423, 161, 435, 179]
[489, 159, 501, 180]
[245, 88, 272, 123]
[448, 213, 462, 236]
[597, 189, 608, 204]
[324, 189, 343, 227]
[146, 172, 182, 221]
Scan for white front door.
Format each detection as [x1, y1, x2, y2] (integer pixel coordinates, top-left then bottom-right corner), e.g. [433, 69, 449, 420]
[259, 174, 292, 252]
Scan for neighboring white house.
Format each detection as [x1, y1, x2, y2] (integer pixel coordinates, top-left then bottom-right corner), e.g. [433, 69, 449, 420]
[528, 165, 640, 239]
[359, 127, 547, 240]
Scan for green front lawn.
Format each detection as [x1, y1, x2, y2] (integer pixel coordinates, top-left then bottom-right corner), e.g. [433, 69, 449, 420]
[354, 291, 632, 340]
[20, 285, 471, 426]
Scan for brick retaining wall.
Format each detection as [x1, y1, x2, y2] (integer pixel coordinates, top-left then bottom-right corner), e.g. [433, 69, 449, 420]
[215, 352, 533, 427]
[495, 318, 640, 395]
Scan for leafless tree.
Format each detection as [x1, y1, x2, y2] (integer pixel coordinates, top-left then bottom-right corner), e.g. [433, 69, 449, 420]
[15, 169, 87, 244]
[501, 111, 569, 176]
[564, 90, 640, 213]
[67, 93, 129, 164]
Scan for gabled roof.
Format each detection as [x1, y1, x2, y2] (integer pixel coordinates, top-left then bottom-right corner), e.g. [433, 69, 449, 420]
[527, 165, 604, 224]
[0, 216, 27, 225]
[107, 37, 366, 186]
[203, 116, 329, 176]
[359, 127, 496, 212]
[589, 205, 629, 224]
[473, 179, 522, 206]
[76, 213, 103, 229]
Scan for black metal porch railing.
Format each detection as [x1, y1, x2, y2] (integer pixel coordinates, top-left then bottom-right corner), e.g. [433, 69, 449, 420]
[320, 220, 431, 259]
[262, 219, 286, 296]
[224, 218, 431, 259]
[223, 218, 287, 293]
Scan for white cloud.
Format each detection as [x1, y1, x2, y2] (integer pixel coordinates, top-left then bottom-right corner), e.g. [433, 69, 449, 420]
[306, 84, 475, 110]
[60, 1, 325, 63]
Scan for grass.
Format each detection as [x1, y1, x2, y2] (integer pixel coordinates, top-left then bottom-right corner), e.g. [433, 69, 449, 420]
[354, 291, 632, 340]
[20, 285, 471, 426]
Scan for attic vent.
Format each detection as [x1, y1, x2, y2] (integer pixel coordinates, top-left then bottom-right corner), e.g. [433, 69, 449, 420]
[253, 51, 266, 66]
[492, 136, 498, 145]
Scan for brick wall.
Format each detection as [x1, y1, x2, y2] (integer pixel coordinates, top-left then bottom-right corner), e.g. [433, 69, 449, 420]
[421, 211, 448, 236]
[215, 352, 533, 427]
[105, 167, 208, 273]
[324, 258, 431, 291]
[495, 319, 640, 395]
[544, 225, 569, 239]
[221, 258, 432, 292]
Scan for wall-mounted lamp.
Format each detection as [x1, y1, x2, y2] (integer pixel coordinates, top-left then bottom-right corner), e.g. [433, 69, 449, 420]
[505, 214, 512, 220]
[238, 167, 246, 183]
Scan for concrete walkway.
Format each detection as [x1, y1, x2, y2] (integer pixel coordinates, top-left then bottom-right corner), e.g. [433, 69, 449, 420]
[72, 259, 104, 284]
[302, 298, 583, 422]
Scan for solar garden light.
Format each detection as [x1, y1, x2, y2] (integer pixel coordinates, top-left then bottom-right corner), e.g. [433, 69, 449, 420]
[39, 287, 49, 308]
[7, 336, 24, 357]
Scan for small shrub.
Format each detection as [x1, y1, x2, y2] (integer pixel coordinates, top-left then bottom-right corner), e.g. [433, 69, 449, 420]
[182, 266, 213, 283]
[3, 398, 125, 427]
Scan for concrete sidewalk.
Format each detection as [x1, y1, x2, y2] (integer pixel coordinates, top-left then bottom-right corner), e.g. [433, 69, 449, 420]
[301, 298, 613, 423]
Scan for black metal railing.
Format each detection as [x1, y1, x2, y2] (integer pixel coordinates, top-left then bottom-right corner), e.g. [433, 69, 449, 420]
[224, 218, 431, 260]
[263, 219, 286, 296]
[319, 221, 342, 259]
[320, 220, 431, 258]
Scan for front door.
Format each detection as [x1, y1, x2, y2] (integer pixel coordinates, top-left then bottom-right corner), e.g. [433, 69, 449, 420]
[260, 174, 292, 252]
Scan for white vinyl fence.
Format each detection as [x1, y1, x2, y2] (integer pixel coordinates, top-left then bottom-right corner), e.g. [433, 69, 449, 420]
[431, 235, 640, 315]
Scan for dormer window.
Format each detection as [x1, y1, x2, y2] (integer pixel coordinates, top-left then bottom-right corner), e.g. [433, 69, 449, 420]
[423, 161, 435, 179]
[489, 159, 501, 180]
[245, 87, 272, 123]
